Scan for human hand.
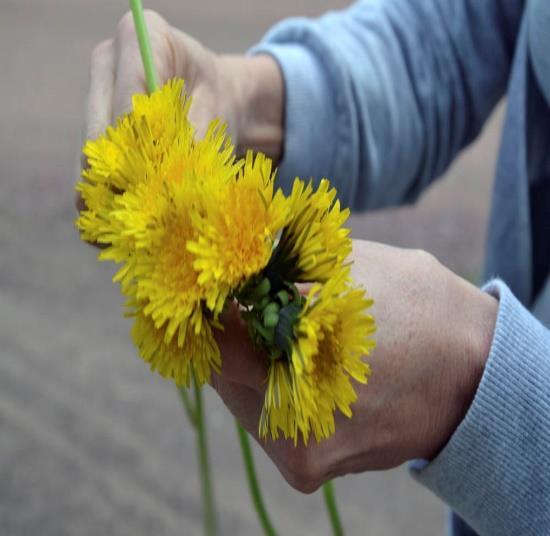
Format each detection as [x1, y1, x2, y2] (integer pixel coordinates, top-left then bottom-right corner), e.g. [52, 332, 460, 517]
[212, 240, 498, 493]
[78, 9, 284, 209]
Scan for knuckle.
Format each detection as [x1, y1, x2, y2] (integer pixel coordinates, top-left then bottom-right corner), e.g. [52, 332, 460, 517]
[116, 11, 135, 37]
[91, 39, 112, 64]
[283, 454, 322, 494]
[86, 119, 106, 141]
[143, 9, 166, 25]
[287, 474, 320, 494]
[117, 9, 166, 37]
[410, 248, 437, 269]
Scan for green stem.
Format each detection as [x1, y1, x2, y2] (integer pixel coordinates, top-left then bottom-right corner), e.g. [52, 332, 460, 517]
[236, 423, 277, 536]
[193, 372, 217, 536]
[129, 0, 160, 92]
[129, 3, 216, 535]
[323, 481, 344, 536]
[178, 386, 197, 428]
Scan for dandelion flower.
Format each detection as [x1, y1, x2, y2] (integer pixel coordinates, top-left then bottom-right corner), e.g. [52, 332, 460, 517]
[260, 360, 296, 440]
[188, 152, 289, 307]
[260, 270, 376, 443]
[266, 179, 352, 286]
[76, 79, 239, 385]
[131, 309, 220, 387]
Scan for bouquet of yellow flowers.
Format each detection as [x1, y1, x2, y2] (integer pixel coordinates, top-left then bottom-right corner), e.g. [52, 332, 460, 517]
[77, 78, 376, 444]
[76, 2, 375, 534]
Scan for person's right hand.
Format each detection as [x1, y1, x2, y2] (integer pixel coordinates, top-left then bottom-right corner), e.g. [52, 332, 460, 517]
[212, 239, 498, 493]
[79, 10, 284, 208]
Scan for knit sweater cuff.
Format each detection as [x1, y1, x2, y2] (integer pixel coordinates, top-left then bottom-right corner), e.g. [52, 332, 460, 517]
[410, 279, 550, 535]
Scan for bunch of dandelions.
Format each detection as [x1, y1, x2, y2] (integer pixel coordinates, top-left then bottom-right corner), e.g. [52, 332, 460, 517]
[76, 79, 376, 445]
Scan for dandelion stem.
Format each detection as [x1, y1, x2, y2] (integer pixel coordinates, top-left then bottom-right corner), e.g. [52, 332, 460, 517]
[129, 0, 160, 92]
[323, 481, 344, 536]
[129, 4, 218, 535]
[193, 372, 217, 536]
[178, 386, 197, 428]
[236, 423, 277, 536]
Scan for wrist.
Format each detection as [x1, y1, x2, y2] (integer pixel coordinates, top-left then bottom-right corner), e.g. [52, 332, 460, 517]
[219, 54, 284, 162]
[423, 280, 498, 460]
[458, 286, 499, 428]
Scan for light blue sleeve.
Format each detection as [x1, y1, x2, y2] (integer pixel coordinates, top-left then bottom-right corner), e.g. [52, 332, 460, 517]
[410, 280, 550, 535]
[250, 0, 523, 210]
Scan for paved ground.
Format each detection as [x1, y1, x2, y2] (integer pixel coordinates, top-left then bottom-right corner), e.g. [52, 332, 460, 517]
[0, 1, 503, 535]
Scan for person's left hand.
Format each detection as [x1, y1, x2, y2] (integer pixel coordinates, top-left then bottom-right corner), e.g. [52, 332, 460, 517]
[77, 10, 284, 213]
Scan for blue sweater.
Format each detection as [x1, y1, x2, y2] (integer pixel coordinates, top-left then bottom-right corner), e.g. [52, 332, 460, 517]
[252, 1, 550, 534]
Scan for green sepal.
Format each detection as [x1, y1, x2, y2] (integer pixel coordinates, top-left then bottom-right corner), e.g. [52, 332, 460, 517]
[274, 302, 302, 356]
[263, 312, 279, 329]
[275, 290, 290, 307]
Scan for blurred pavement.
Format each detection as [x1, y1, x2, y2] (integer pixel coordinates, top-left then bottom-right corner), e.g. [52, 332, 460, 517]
[0, 1, 503, 534]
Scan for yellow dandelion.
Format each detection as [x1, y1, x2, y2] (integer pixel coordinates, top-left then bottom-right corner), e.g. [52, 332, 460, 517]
[76, 77, 239, 287]
[75, 80, 191, 248]
[260, 270, 376, 443]
[118, 178, 224, 385]
[86, 79, 192, 185]
[76, 79, 236, 246]
[80, 127, 132, 191]
[132, 179, 217, 338]
[101, 125, 238, 293]
[75, 79, 241, 386]
[260, 360, 297, 440]
[75, 180, 116, 243]
[188, 152, 289, 307]
[131, 309, 220, 387]
[267, 179, 352, 286]
[131, 78, 191, 156]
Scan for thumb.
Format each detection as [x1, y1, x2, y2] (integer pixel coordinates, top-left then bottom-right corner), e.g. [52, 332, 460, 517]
[213, 302, 268, 393]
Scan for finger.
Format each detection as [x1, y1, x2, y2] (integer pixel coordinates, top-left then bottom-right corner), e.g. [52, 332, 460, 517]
[210, 378, 263, 437]
[187, 100, 211, 141]
[112, 11, 156, 117]
[188, 86, 239, 144]
[187, 89, 222, 141]
[111, 46, 166, 122]
[113, 55, 144, 117]
[112, 11, 162, 117]
[213, 302, 268, 392]
[77, 39, 115, 213]
[85, 39, 115, 143]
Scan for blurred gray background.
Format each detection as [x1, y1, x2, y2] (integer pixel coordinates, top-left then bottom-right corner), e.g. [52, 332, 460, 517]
[0, 1, 503, 535]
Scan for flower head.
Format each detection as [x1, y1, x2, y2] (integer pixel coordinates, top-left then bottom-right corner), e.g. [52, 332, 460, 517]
[188, 152, 289, 307]
[76, 78, 377, 430]
[131, 309, 220, 387]
[260, 270, 376, 443]
[266, 179, 351, 287]
[76, 79, 239, 386]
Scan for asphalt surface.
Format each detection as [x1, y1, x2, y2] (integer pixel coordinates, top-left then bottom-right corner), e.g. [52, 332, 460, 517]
[0, 1, 503, 535]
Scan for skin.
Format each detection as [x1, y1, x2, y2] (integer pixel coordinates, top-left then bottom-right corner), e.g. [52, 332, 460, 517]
[79, 11, 499, 494]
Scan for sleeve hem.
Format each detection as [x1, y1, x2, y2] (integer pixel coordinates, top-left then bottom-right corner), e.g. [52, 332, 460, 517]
[248, 30, 354, 203]
[409, 279, 550, 535]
